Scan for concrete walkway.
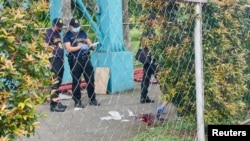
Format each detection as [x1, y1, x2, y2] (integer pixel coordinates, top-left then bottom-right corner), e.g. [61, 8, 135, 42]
[16, 82, 177, 141]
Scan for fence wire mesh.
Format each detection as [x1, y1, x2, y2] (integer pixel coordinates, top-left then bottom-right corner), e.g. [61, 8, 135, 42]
[0, 0, 250, 141]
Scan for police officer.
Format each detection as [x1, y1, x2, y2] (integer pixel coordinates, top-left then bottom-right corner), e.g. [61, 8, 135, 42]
[63, 18, 100, 109]
[140, 13, 158, 104]
[45, 18, 67, 112]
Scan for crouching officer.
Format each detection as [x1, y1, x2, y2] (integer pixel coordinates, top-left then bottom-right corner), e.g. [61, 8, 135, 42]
[63, 18, 100, 110]
[45, 18, 67, 112]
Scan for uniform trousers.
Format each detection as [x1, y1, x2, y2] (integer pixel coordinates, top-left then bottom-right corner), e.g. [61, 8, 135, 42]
[68, 55, 95, 103]
[49, 56, 64, 99]
[141, 63, 157, 99]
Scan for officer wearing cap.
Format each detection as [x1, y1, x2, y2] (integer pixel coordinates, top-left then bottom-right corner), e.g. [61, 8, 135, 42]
[139, 12, 159, 104]
[45, 18, 67, 112]
[63, 18, 100, 109]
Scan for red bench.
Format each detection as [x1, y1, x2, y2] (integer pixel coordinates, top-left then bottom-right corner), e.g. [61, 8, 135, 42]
[58, 68, 157, 93]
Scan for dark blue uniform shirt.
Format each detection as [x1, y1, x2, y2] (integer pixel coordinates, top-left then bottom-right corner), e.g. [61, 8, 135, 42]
[63, 30, 88, 57]
[45, 28, 64, 58]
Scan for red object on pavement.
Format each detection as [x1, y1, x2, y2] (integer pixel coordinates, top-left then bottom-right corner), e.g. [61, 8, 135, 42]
[135, 113, 165, 126]
[135, 113, 156, 126]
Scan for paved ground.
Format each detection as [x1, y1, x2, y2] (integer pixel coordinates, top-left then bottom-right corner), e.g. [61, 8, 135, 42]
[16, 82, 177, 141]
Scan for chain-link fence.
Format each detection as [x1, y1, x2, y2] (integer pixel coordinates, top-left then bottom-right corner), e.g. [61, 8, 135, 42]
[1, 0, 250, 141]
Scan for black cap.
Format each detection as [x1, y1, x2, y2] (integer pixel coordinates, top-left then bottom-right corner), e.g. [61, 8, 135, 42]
[52, 18, 63, 27]
[69, 18, 80, 28]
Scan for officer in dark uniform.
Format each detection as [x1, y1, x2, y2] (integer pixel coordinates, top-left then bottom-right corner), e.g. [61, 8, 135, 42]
[45, 18, 67, 112]
[140, 13, 158, 104]
[63, 18, 100, 109]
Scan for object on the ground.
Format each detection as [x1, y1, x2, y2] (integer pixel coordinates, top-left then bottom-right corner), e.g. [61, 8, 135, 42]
[128, 109, 135, 117]
[59, 93, 72, 100]
[108, 111, 122, 120]
[94, 67, 110, 94]
[135, 113, 165, 126]
[100, 111, 124, 121]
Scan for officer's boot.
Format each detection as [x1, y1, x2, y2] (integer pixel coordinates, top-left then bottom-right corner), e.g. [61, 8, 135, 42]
[50, 90, 67, 112]
[50, 101, 66, 112]
[140, 96, 155, 104]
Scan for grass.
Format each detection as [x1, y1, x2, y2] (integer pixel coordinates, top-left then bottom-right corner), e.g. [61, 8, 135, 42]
[130, 27, 143, 68]
[127, 120, 197, 141]
[130, 28, 141, 49]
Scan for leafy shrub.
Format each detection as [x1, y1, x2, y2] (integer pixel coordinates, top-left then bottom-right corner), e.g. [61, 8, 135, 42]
[140, 0, 250, 124]
[0, 1, 51, 140]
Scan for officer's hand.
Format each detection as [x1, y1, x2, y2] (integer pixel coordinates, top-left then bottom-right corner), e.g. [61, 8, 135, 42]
[81, 44, 88, 50]
[88, 45, 95, 51]
[89, 42, 99, 51]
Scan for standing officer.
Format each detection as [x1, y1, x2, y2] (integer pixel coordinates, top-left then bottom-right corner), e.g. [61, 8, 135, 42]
[45, 18, 67, 112]
[139, 13, 159, 104]
[63, 18, 100, 109]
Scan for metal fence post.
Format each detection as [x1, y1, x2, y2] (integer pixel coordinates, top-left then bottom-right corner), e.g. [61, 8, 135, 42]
[194, 2, 205, 141]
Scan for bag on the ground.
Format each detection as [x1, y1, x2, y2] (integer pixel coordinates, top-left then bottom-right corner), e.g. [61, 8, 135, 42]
[135, 47, 150, 64]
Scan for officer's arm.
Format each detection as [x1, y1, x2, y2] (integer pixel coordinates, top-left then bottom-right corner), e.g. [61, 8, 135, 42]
[85, 38, 93, 48]
[64, 42, 81, 53]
